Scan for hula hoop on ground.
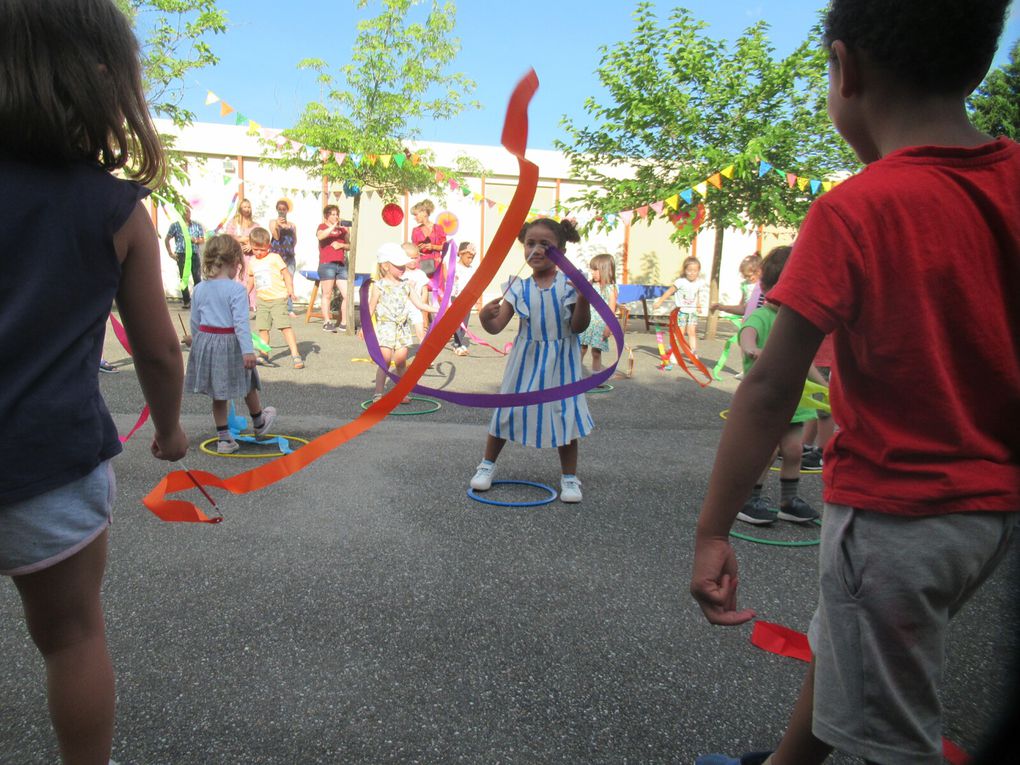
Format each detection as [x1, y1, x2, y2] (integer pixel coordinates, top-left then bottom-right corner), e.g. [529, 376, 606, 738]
[467, 480, 558, 507]
[590, 382, 614, 393]
[730, 518, 822, 547]
[199, 434, 309, 458]
[359, 395, 441, 416]
[769, 464, 823, 474]
[720, 409, 729, 420]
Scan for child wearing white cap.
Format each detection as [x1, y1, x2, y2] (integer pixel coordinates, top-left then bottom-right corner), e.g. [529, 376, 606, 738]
[369, 242, 436, 402]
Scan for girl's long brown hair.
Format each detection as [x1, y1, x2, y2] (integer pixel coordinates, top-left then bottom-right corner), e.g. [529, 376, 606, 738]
[0, 0, 165, 185]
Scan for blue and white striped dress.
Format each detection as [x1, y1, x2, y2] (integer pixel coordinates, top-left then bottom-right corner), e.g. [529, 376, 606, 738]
[489, 272, 594, 448]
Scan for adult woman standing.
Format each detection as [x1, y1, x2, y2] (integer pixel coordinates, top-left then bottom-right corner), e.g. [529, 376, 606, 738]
[225, 197, 261, 310]
[269, 198, 298, 316]
[316, 204, 351, 331]
[410, 199, 446, 277]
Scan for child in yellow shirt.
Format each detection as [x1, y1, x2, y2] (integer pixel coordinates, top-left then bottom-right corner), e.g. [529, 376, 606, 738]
[246, 227, 303, 369]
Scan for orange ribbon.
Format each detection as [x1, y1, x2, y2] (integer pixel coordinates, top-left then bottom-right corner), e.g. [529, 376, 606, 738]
[666, 307, 713, 387]
[144, 70, 541, 522]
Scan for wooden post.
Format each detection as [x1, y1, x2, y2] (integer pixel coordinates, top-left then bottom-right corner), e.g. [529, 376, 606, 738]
[756, 224, 764, 254]
[622, 220, 630, 284]
[322, 175, 328, 205]
[237, 155, 245, 202]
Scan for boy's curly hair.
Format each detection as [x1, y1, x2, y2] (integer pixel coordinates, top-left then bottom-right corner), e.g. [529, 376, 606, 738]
[823, 0, 1009, 94]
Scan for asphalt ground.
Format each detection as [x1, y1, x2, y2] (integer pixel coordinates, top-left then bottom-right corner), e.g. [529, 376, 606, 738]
[2, 304, 1017, 764]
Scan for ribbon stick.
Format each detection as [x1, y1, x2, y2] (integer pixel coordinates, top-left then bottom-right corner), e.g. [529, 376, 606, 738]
[359, 244, 624, 408]
[666, 308, 714, 387]
[108, 314, 151, 443]
[143, 69, 543, 522]
[654, 324, 675, 369]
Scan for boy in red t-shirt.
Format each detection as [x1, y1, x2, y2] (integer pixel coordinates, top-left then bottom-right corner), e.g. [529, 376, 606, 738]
[692, 1, 1020, 764]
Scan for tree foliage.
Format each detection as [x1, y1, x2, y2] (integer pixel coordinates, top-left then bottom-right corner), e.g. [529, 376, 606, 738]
[557, 3, 858, 333]
[277, 0, 478, 334]
[116, 0, 228, 200]
[968, 39, 1019, 140]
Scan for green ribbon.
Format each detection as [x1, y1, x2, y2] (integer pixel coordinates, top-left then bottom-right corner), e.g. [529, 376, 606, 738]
[152, 193, 194, 293]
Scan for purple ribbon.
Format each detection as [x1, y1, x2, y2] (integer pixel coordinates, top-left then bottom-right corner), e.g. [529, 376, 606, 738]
[359, 246, 622, 407]
[423, 240, 459, 339]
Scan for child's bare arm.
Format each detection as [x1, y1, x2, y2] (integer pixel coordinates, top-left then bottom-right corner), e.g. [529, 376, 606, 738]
[652, 285, 676, 310]
[114, 203, 187, 461]
[806, 363, 828, 386]
[409, 288, 436, 313]
[738, 326, 760, 358]
[282, 265, 295, 298]
[570, 294, 591, 334]
[691, 306, 823, 626]
[479, 297, 514, 334]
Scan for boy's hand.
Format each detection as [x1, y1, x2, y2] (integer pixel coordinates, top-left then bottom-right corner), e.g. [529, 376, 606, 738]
[690, 535, 756, 626]
[152, 424, 188, 461]
[243, 353, 256, 369]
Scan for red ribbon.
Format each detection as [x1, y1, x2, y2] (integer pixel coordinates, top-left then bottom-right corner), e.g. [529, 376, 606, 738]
[108, 314, 151, 443]
[142, 70, 542, 523]
[751, 621, 970, 763]
[666, 307, 713, 387]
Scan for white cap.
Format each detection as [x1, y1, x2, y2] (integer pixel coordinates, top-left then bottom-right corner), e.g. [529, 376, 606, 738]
[377, 242, 412, 266]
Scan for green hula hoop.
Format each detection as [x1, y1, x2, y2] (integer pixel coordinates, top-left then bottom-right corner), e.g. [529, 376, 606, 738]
[360, 395, 442, 416]
[730, 518, 822, 547]
[590, 383, 614, 393]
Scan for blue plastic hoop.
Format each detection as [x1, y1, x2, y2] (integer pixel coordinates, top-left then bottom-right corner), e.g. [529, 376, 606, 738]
[467, 479, 558, 507]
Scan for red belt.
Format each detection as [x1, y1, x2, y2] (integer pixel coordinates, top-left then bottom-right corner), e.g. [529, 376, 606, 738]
[199, 325, 234, 334]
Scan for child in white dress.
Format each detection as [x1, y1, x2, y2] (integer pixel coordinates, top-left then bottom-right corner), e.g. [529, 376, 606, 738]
[469, 219, 593, 503]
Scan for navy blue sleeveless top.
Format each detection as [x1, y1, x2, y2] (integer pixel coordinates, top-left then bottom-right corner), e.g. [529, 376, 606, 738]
[0, 157, 148, 504]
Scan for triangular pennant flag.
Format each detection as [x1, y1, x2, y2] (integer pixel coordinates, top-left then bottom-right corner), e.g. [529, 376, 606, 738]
[635, 205, 649, 219]
[707, 173, 723, 189]
[651, 200, 664, 216]
[693, 182, 709, 198]
[223, 175, 232, 186]
[435, 170, 445, 182]
[379, 154, 392, 169]
[758, 160, 773, 177]
[486, 199, 496, 209]
[393, 153, 406, 168]
[349, 153, 362, 167]
[333, 191, 342, 200]
[472, 193, 483, 202]
[365, 189, 375, 199]
[810, 179, 822, 194]
[304, 146, 317, 161]
[319, 149, 332, 162]
[410, 153, 421, 165]
[205, 91, 220, 106]
[362, 154, 374, 166]
[619, 210, 634, 225]
[462, 187, 471, 197]
[797, 177, 810, 191]
[664, 194, 680, 211]
[249, 120, 261, 132]
[497, 203, 507, 215]
[721, 165, 735, 179]
[822, 181, 833, 193]
[787, 173, 797, 188]
[334, 152, 347, 166]
[219, 101, 234, 117]
[449, 179, 458, 191]
[274, 134, 289, 146]
[680, 189, 694, 205]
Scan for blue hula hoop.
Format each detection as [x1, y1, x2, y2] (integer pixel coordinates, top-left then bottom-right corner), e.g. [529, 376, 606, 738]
[467, 480, 558, 507]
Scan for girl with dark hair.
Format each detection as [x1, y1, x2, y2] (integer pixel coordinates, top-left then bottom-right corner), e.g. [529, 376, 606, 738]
[469, 219, 593, 503]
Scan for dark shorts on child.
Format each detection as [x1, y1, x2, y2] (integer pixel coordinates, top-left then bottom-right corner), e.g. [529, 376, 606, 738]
[0, 459, 114, 576]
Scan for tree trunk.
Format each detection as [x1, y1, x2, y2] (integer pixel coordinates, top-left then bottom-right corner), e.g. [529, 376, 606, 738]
[705, 226, 724, 340]
[345, 192, 362, 336]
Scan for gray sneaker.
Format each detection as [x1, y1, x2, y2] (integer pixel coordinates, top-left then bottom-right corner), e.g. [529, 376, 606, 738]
[217, 439, 240, 454]
[470, 461, 496, 491]
[778, 496, 820, 523]
[253, 406, 277, 438]
[737, 496, 776, 525]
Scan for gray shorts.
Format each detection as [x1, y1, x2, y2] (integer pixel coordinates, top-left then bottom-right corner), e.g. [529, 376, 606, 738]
[0, 460, 114, 576]
[809, 503, 1018, 764]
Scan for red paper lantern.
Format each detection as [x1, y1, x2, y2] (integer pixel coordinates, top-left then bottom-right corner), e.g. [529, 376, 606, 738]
[381, 203, 404, 227]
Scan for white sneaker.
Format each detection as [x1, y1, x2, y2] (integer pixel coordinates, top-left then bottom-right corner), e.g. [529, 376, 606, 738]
[470, 461, 496, 491]
[217, 439, 240, 454]
[560, 475, 583, 503]
[253, 406, 277, 438]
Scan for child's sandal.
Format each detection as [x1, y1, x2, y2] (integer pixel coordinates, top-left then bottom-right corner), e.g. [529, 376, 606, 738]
[292, 356, 304, 369]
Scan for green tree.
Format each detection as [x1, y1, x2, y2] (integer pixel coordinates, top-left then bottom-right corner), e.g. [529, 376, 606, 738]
[275, 0, 478, 335]
[968, 39, 1020, 139]
[116, 0, 228, 199]
[558, 3, 858, 337]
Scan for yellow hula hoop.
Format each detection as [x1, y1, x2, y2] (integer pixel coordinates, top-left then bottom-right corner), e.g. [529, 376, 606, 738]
[199, 434, 310, 458]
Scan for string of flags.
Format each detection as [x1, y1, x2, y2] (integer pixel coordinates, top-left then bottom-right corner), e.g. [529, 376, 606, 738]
[203, 90, 563, 218]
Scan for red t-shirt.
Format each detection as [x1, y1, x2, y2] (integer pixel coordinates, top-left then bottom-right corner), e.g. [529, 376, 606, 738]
[412, 223, 446, 266]
[771, 138, 1020, 516]
[318, 223, 349, 265]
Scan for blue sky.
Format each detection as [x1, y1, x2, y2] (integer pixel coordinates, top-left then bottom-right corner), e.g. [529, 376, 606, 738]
[165, 0, 1020, 150]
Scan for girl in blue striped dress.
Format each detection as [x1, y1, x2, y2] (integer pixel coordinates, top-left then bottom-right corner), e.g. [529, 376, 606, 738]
[469, 219, 592, 503]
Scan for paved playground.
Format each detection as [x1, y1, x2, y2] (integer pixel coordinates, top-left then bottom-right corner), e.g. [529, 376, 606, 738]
[1, 306, 1016, 764]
